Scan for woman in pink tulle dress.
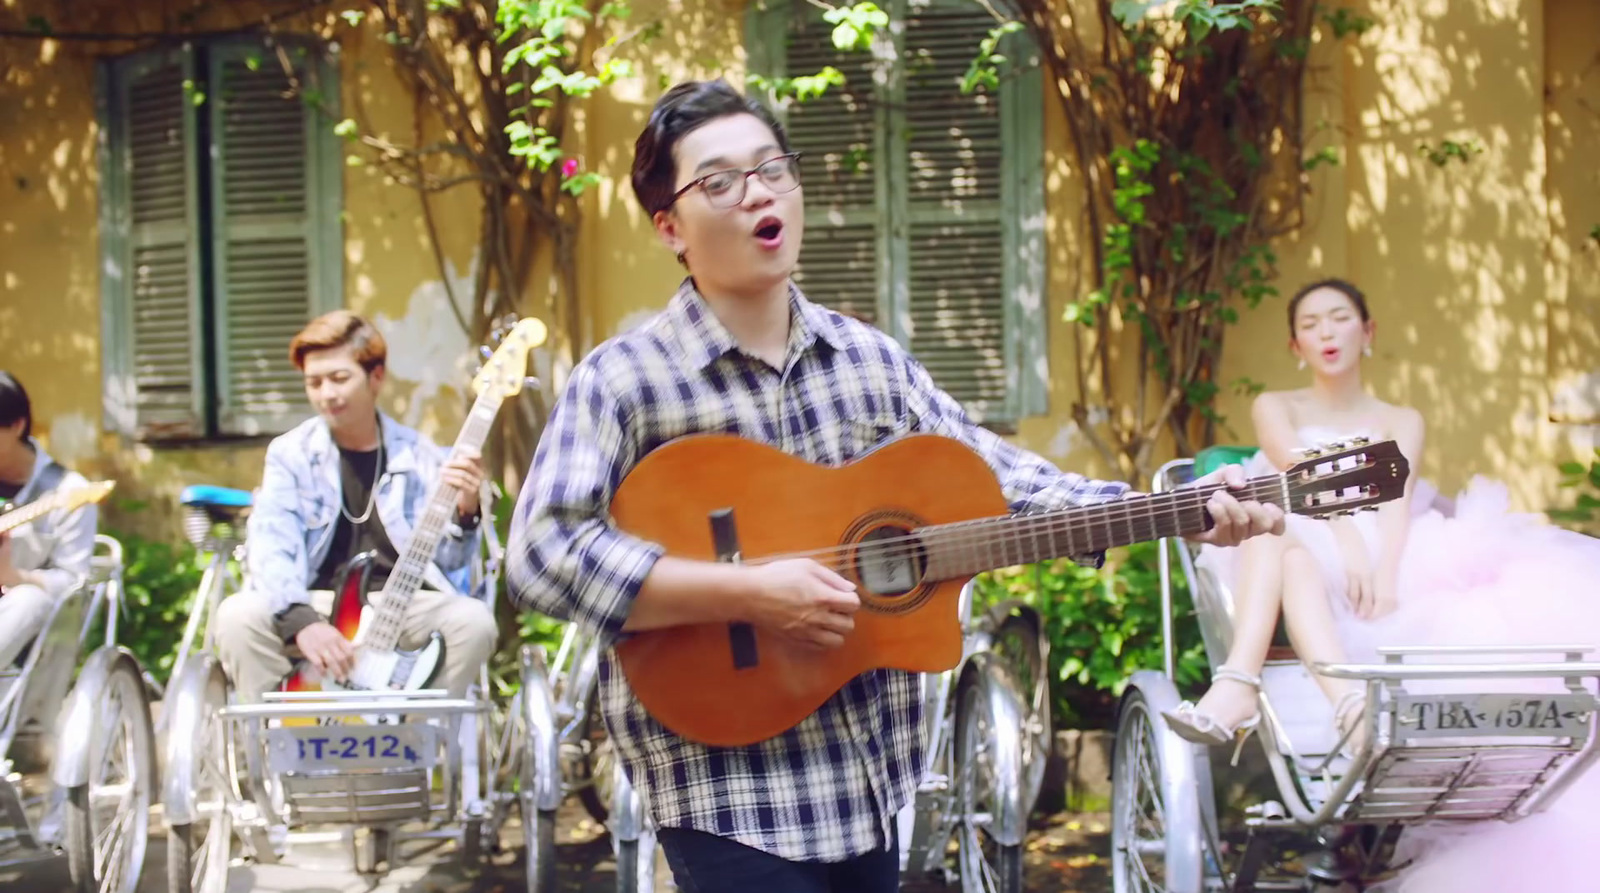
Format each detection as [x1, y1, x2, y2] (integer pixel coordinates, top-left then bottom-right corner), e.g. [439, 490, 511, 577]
[1161, 278, 1600, 893]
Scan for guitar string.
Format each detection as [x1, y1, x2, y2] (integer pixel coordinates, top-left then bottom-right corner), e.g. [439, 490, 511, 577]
[714, 475, 1383, 573]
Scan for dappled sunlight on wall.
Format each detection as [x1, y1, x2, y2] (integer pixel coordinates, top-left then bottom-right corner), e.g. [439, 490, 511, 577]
[0, 30, 105, 450]
[574, 0, 762, 342]
[1221, 0, 1593, 511]
[1543, 0, 1600, 429]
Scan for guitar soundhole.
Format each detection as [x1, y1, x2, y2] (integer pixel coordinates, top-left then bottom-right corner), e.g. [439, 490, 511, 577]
[853, 524, 926, 600]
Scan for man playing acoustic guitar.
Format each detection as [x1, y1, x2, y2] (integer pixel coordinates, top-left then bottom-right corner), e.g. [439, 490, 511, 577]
[214, 311, 498, 701]
[507, 80, 1285, 891]
[0, 371, 100, 669]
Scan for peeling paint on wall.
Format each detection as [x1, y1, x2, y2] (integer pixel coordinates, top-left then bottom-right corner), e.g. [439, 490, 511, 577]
[371, 254, 478, 428]
[40, 411, 97, 465]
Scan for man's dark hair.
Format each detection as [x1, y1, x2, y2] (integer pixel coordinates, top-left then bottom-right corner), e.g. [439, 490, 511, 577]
[0, 372, 32, 439]
[630, 79, 791, 217]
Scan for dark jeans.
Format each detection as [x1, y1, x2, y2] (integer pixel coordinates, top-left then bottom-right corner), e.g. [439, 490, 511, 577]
[657, 826, 900, 893]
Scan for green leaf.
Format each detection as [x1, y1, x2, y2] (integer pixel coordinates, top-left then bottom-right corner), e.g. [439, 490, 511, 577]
[1559, 461, 1587, 476]
[333, 118, 358, 138]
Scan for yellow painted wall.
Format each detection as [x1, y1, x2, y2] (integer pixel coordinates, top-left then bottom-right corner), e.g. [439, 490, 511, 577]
[2, 0, 1595, 529]
[1216, 0, 1598, 510]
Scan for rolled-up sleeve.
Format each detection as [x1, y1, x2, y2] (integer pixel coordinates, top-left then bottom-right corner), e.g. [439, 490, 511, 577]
[900, 351, 1129, 564]
[506, 360, 665, 637]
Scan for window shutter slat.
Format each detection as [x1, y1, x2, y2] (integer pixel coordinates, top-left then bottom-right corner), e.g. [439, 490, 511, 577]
[111, 54, 207, 439]
[783, 1, 882, 323]
[904, 0, 1009, 418]
[210, 48, 318, 436]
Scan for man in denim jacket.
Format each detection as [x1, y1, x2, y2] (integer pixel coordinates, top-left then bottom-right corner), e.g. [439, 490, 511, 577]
[213, 311, 498, 700]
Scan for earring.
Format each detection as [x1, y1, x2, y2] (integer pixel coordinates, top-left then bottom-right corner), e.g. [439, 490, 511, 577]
[1363, 345, 1372, 357]
[675, 250, 687, 266]
[1297, 358, 1306, 370]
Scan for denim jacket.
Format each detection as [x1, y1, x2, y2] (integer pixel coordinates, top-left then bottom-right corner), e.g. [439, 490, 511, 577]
[245, 413, 479, 616]
[4, 440, 97, 598]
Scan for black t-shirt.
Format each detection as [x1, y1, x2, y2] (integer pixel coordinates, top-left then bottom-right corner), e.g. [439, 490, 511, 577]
[0, 480, 21, 505]
[310, 447, 401, 594]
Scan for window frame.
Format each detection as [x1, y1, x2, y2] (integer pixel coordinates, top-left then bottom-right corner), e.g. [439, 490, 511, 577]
[94, 35, 344, 443]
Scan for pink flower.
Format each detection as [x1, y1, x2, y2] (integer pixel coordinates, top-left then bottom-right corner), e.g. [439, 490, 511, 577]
[561, 157, 579, 179]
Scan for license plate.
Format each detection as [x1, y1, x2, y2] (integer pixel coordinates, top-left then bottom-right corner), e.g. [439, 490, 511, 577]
[1393, 693, 1595, 739]
[266, 724, 437, 774]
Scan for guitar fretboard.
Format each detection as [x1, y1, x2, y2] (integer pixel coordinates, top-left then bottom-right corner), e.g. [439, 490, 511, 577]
[359, 395, 503, 653]
[919, 477, 1291, 581]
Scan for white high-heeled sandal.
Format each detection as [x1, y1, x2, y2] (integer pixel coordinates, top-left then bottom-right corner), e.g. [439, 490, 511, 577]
[1162, 667, 1263, 766]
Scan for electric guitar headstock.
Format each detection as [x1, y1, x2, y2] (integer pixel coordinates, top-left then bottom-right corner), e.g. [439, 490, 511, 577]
[470, 314, 549, 402]
[1284, 437, 1410, 519]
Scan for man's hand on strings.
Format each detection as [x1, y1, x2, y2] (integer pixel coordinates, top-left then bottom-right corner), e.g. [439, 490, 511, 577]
[442, 446, 485, 522]
[1179, 464, 1286, 547]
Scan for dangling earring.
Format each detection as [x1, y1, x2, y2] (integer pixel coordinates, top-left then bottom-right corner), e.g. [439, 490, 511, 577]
[1297, 358, 1306, 370]
[1363, 345, 1372, 357]
[675, 249, 687, 266]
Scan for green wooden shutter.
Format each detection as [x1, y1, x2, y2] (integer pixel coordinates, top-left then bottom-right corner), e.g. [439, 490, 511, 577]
[765, 0, 884, 325]
[209, 43, 342, 436]
[98, 49, 207, 439]
[901, 0, 1010, 419]
[748, 0, 1047, 421]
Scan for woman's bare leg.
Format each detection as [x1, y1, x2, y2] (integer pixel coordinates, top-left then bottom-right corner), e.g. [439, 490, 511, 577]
[1279, 545, 1366, 744]
[1185, 532, 1295, 729]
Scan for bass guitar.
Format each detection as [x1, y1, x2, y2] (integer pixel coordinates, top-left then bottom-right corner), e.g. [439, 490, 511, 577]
[609, 435, 1410, 746]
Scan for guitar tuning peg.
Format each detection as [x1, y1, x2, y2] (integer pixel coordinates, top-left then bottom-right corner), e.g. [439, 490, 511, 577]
[479, 345, 495, 361]
[524, 376, 541, 389]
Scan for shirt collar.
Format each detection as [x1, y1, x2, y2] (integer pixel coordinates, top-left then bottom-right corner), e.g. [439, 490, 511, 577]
[669, 278, 846, 372]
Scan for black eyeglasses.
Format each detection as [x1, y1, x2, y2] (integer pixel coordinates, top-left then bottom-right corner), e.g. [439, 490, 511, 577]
[668, 153, 803, 209]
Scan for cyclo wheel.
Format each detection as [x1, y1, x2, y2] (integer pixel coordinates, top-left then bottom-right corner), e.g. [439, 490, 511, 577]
[953, 659, 1026, 893]
[165, 656, 234, 893]
[1111, 680, 1205, 893]
[577, 683, 617, 825]
[64, 650, 155, 893]
[984, 600, 1053, 808]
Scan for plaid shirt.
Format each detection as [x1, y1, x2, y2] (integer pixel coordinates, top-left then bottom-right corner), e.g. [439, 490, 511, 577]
[506, 280, 1129, 862]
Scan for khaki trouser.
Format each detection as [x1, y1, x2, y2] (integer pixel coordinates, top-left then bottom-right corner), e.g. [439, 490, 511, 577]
[0, 583, 54, 668]
[213, 587, 498, 701]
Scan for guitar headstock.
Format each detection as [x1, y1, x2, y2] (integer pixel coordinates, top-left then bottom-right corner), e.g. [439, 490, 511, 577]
[1285, 437, 1410, 519]
[72, 480, 117, 508]
[471, 315, 550, 400]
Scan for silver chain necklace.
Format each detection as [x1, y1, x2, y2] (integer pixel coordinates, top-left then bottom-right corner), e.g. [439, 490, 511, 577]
[340, 437, 384, 525]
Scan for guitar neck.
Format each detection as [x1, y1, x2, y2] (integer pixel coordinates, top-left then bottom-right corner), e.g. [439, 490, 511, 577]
[0, 493, 69, 537]
[361, 393, 503, 652]
[920, 475, 1290, 580]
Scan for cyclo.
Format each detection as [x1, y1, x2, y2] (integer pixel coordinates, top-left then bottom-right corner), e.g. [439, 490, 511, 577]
[159, 321, 557, 892]
[1111, 442, 1600, 892]
[0, 480, 159, 893]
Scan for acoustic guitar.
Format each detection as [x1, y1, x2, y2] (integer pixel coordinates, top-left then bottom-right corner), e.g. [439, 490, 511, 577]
[610, 435, 1409, 746]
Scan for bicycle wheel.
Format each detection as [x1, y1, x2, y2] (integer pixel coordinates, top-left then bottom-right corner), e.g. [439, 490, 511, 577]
[64, 651, 155, 893]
